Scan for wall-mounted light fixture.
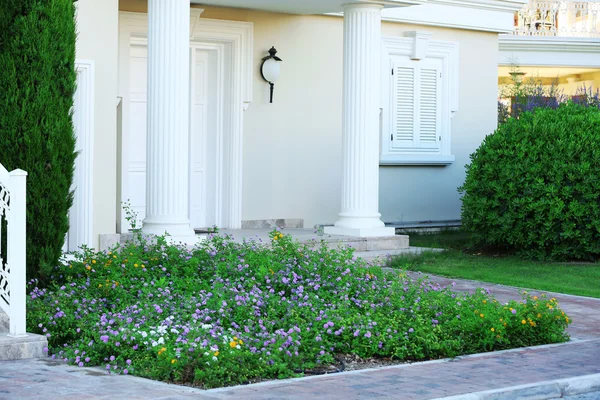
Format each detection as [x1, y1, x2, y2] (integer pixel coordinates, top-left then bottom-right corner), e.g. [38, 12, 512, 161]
[261, 47, 282, 103]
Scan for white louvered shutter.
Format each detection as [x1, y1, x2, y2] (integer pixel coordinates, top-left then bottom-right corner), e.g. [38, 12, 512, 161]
[391, 65, 416, 149]
[390, 59, 441, 151]
[417, 66, 441, 149]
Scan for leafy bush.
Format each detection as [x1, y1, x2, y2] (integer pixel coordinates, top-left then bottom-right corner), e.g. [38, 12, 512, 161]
[0, 0, 77, 280]
[461, 102, 600, 260]
[28, 232, 570, 388]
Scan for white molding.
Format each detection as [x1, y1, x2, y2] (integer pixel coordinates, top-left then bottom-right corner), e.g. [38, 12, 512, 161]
[499, 36, 600, 68]
[427, 0, 526, 12]
[380, 34, 458, 165]
[118, 11, 251, 229]
[380, 154, 455, 165]
[70, 60, 95, 250]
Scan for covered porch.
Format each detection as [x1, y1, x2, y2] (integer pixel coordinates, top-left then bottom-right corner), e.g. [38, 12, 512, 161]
[135, 0, 425, 244]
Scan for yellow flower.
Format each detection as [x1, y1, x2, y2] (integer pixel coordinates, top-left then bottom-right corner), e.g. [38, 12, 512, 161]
[482, 300, 487, 304]
[490, 328, 495, 332]
[171, 359, 177, 364]
[86, 265, 91, 271]
[214, 351, 219, 357]
[134, 264, 139, 268]
[537, 313, 541, 318]
[98, 284, 102, 288]
[229, 341, 237, 348]
[108, 252, 112, 255]
[480, 314, 484, 318]
[233, 336, 238, 340]
[565, 317, 570, 323]
[239, 339, 243, 344]
[533, 296, 538, 300]
[92, 260, 97, 264]
[273, 236, 278, 241]
[522, 319, 527, 325]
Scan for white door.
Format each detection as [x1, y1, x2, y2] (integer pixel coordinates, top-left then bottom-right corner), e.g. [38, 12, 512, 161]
[125, 45, 217, 231]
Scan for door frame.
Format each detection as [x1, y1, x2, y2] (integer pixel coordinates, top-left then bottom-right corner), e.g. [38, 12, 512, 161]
[118, 10, 253, 231]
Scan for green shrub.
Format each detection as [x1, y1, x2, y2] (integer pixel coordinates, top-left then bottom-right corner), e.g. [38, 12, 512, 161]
[460, 102, 600, 260]
[0, 0, 77, 280]
[28, 232, 570, 388]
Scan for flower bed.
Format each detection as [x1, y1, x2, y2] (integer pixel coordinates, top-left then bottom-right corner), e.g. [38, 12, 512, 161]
[28, 232, 571, 388]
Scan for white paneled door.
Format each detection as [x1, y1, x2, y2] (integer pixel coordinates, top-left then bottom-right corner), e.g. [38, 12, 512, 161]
[126, 45, 217, 231]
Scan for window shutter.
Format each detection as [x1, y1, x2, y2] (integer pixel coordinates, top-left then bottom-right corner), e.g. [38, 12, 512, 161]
[417, 67, 440, 149]
[390, 59, 441, 151]
[391, 65, 416, 149]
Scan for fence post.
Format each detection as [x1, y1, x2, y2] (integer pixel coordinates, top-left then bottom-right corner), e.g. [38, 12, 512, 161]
[8, 169, 27, 337]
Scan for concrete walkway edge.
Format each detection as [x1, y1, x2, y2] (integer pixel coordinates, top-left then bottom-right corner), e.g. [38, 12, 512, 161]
[434, 373, 600, 400]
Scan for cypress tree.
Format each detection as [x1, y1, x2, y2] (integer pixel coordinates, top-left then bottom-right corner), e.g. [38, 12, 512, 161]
[0, 0, 77, 281]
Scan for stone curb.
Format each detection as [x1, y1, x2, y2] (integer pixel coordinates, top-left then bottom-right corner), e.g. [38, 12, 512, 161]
[205, 340, 596, 393]
[433, 373, 600, 400]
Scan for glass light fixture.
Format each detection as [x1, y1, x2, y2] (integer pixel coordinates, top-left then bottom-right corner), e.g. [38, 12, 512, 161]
[261, 47, 282, 103]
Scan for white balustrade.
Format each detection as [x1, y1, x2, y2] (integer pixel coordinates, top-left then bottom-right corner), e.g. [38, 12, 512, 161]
[514, 0, 600, 37]
[0, 163, 27, 337]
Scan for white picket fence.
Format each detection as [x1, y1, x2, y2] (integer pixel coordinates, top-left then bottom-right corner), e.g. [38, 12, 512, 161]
[0, 163, 27, 337]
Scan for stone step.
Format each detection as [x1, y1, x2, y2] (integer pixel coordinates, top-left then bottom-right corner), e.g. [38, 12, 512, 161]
[0, 332, 47, 360]
[0, 308, 8, 333]
[355, 247, 444, 264]
[109, 231, 411, 253]
[299, 234, 410, 252]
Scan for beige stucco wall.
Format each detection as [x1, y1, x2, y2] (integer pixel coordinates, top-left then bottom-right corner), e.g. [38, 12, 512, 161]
[76, 0, 119, 246]
[117, 1, 499, 229]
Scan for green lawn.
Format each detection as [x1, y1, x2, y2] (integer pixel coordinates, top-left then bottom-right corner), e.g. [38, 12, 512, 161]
[391, 230, 600, 298]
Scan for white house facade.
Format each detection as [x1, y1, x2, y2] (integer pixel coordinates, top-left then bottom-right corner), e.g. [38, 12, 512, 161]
[70, 0, 525, 249]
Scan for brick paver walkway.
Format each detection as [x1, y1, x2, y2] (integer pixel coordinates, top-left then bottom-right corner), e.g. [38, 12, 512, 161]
[1, 274, 599, 400]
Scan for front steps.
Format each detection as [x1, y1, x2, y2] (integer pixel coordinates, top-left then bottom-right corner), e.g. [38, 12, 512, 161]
[0, 308, 47, 361]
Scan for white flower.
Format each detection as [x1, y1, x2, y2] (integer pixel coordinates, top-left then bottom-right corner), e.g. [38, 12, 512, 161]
[212, 356, 218, 361]
[170, 328, 179, 334]
[151, 341, 158, 347]
[157, 337, 165, 345]
[141, 332, 148, 338]
[201, 324, 212, 329]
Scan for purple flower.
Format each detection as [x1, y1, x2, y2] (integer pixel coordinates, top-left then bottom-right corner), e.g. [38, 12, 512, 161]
[511, 309, 517, 315]
[364, 331, 372, 338]
[100, 335, 109, 343]
[408, 328, 414, 333]
[78, 362, 84, 367]
[123, 369, 129, 375]
[85, 357, 90, 362]
[353, 330, 360, 337]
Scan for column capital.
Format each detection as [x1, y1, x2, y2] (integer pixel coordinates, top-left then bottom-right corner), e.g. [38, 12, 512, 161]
[342, 2, 385, 11]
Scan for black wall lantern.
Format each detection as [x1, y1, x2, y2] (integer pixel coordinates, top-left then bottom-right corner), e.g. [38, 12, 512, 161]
[261, 47, 282, 103]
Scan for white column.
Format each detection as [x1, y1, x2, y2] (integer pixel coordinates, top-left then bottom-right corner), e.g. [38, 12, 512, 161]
[325, 3, 395, 238]
[142, 0, 197, 244]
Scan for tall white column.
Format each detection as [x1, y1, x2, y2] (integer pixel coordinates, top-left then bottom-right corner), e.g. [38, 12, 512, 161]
[325, 3, 395, 238]
[142, 0, 197, 244]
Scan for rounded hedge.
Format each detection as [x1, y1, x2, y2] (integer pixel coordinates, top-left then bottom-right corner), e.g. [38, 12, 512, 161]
[460, 102, 600, 260]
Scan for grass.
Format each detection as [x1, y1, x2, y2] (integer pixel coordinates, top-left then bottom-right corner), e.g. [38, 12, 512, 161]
[391, 229, 600, 298]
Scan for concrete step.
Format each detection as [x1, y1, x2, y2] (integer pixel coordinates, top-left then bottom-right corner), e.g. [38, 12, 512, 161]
[299, 234, 410, 252]
[0, 308, 8, 333]
[0, 332, 47, 360]
[110, 230, 411, 253]
[355, 247, 444, 264]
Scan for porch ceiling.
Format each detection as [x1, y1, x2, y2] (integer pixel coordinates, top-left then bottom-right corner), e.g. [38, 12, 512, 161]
[190, 0, 425, 15]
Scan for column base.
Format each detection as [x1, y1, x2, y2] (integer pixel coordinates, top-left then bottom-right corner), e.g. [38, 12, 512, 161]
[324, 226, 396, 238]
[142, 220, 200, 245]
